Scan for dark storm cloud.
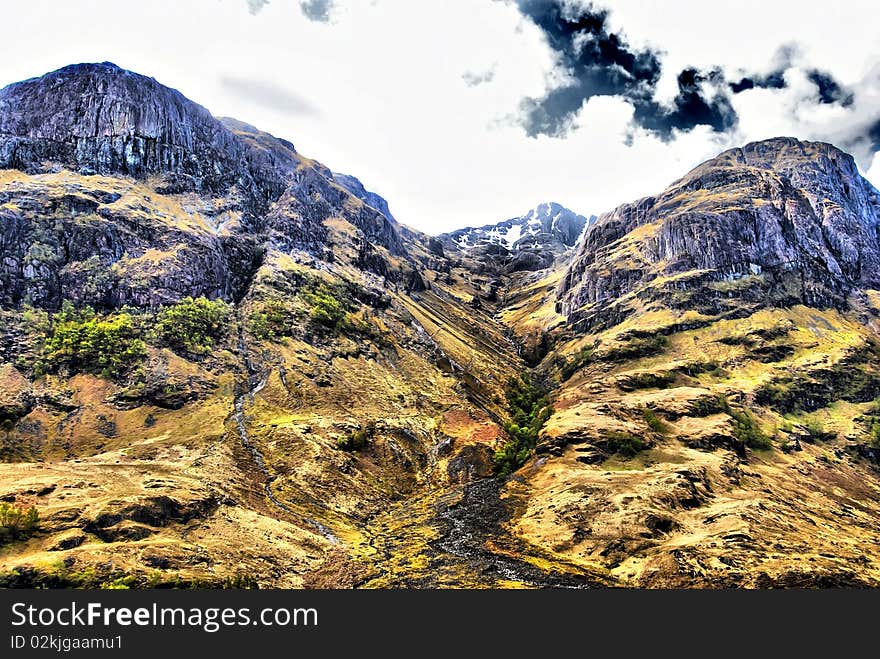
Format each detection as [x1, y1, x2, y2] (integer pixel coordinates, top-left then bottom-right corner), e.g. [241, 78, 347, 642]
[219, 76, 318, 116]
[870, 120, 880, 153]
[729, 71, 786, 93]
[300, 0, 335, 22]
[512, 2, 867, 146]
[513, 0, 735, 139]
[246, 0, 269, 15]
[806, 69, 854, 106]
[729, 44, 795, 93]
[730, 66, 853, 107]
[633, 68, 736, 137]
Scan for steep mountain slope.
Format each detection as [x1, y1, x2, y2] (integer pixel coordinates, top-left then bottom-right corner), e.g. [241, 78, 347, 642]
[2, 64, 880, 589]
[332, 172, 396, 224]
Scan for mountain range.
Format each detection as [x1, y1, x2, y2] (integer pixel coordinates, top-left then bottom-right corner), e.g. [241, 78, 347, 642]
[1, 63, 880, 588]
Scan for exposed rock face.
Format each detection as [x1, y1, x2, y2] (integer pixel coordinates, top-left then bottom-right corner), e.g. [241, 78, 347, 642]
[224, 120, 404, 257]
[0, 63, 249, 195]
[219, 117, 300, 198]
[441, 202, 592, 273]
[559, 138, 880, 329]
[0, 174, 238, 308]
[0, 363, 32, 423]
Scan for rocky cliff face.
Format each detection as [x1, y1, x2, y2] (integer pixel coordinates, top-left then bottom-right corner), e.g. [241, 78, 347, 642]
[0, 171, 238, 308]
[0, 63, 251, 195]
[559, 138, 880, 329]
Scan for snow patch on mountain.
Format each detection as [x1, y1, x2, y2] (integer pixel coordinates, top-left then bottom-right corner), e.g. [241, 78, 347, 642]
[443, 202, 594, 253]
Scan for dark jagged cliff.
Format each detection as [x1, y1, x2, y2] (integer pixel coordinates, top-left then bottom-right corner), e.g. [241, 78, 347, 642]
[559, 138, 880, 329]
[0, 63, 248, 194]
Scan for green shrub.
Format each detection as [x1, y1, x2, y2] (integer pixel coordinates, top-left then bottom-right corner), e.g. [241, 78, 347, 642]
[0, 503, 39, 546]
[221, 573, 259, 589]
[861, 398, 880, 448]
[338, 313, 373, 336]
[249, 299, 294, 340]
[154, 297, 231, 355]
[21, 305, 51, 334]
[305, 283, 345, 328]
[56, 299, 92, 323]
[689, 395, 727, 417]
[603, 430, 646, 457]
[600, 335, 668, 363]
[641, 407, 672, 435]
[620, 371, 675, 391]
[678, 360, 723, 377]
[802, 418, 836, 442]
[100, 575, 137, 590]
[42, 312, 146, 378]
[754, 378, 798, 412]
[872, 421, 880, 449]
[560, 346, 594, 381]
[494, 376, 553, 476]
[718, 395, 772, 450]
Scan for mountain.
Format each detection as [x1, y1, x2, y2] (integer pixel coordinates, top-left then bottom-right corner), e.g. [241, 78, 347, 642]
[0, 63, 408, 310]
[0, 63, 519, 588]
[2, 64, 880, 589]
[440, 202, 593, 272]
[559, 138, 880, 330]
[523, 137, 880, 586]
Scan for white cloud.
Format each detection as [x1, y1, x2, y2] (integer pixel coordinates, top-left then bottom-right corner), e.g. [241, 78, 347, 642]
[728, 64, 880, 168]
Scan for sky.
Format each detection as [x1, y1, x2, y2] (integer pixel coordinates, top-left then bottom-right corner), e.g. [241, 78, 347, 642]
[0, 0, 879, 234]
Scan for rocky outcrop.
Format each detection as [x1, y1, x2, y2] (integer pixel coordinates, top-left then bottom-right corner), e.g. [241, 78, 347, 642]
[0, 176, 237, 308]
[0, 63, 250, 196]
[559, 138, 880, 329]
[0, 363, 32, 423]
[332, 172, 396, 224]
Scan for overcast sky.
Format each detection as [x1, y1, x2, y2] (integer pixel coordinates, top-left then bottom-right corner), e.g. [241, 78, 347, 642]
[1, 0, 879, 233]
